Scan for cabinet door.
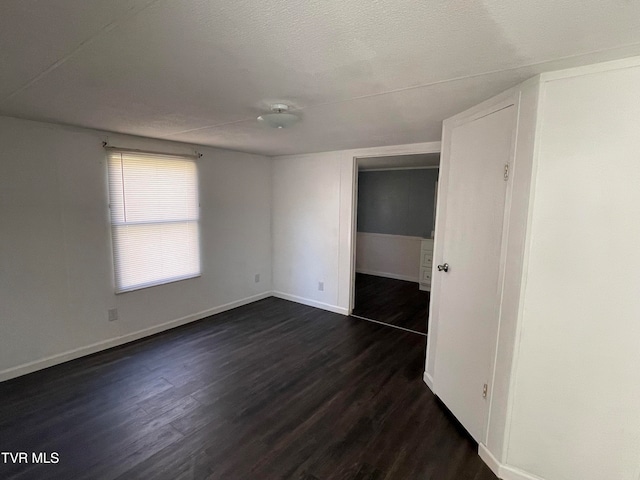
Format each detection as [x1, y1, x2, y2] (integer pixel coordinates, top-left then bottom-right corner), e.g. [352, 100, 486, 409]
[432, 104, 515, 442]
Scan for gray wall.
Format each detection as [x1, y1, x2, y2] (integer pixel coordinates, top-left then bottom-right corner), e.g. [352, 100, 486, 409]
[357, 168, 438, 238]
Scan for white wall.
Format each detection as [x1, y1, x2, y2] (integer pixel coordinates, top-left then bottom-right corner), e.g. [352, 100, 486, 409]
[271, 151, 353, 314]
[356, 232, 422, 282]
[271, 143, 440, 315]
[0, 116, 272, 380]
[505, 61, 640, 480]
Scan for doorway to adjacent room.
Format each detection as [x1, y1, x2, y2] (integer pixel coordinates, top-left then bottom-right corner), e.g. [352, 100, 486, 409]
[351, 153, 440, 335]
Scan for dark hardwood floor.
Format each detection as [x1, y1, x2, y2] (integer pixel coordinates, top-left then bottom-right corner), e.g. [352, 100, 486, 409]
[0, 297, 496, 480]
[352, 273, 429, 334]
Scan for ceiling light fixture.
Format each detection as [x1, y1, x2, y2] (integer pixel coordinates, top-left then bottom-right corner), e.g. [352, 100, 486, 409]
[257, 104, 299, 129]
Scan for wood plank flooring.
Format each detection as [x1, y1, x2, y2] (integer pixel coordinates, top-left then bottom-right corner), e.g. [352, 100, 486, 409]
[0, 297, 496, 480]
[352, 273, 429, 334]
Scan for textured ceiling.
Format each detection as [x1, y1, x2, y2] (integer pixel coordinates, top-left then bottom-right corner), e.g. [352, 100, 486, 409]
[358, 153, 440, 171]
[1, 0, 640, 156]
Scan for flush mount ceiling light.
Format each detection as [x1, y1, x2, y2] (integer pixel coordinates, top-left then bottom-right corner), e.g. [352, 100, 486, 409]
[257, 104, 299, 129]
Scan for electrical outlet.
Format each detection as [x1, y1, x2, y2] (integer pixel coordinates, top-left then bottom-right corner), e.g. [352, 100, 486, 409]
[108, 308, 118, 322]
[255, 274, 260, 283]
[318, 281, 324, 291]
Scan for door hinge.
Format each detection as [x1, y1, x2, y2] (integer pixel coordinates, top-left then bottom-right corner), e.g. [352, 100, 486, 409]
[482, 383, 488, 399]
[504, 163, 510, 181]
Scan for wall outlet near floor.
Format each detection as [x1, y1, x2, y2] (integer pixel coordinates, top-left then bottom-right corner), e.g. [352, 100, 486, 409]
[255, 273, 260, 283]
[318, 281, 324, 291]
[108, 308, 118, 322]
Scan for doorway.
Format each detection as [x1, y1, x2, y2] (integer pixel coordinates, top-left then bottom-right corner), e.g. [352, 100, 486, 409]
[351, 153, 440, 335]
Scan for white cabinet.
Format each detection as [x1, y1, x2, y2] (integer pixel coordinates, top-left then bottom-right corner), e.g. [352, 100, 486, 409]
[419, 239, 433, 291]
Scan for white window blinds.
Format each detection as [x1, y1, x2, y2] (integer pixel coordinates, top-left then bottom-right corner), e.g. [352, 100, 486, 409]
[107, 150, 201, 293]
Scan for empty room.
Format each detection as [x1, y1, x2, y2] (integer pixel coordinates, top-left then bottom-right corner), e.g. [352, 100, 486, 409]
[1, 2, 639, 480]
[352, 153, 439, 335]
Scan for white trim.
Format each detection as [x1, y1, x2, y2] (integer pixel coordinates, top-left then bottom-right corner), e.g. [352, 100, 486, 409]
[273, 141, 442, 162]
[479, 444, 502, 477]
[356, 269, 418, 283]
[115, 273, 201, 294]
[483, 94, 521, 448]
[348, 156, 358, 315]
[359, 166, 440, 172]
[500, 465, 547, 480]
[0, 291, 272, 382]
[272, 291, 349, 315]
[356, 231, 426, 241]
[346, 141, 441, 159]
[104, 146, 201, 160]
[350, 314, 426, 336]
[479, 444, 547, 480]
[540, 55, 640, 83]
[502, 80, 547, 460]
[446, 96, 518, 130]
[443, 87, 524, 127]
[423, 371, 435, 391]
[348, 142, 441, 314]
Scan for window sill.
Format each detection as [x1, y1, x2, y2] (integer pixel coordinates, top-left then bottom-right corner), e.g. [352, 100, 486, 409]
[115, 273, 202, 294]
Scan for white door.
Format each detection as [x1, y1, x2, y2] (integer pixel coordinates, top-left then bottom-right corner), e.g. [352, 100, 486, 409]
[433, 105, 515, 442]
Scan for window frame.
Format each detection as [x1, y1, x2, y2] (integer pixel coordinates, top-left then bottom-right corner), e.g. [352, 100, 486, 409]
[105, 148, 202, 294]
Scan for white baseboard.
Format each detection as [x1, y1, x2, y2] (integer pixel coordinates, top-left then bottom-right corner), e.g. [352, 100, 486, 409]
[423, 371, 435, 391]
[500, 465, 546, 480]
[0, 291, 272, 382]
[478, 444, 546, 480]
[272, 291, 349, 316]
[356, 269, 419, 283]
[479, 444, 503, 478]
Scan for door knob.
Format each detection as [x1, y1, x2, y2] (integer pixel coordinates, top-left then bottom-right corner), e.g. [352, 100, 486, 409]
[437, 263, 449, 272]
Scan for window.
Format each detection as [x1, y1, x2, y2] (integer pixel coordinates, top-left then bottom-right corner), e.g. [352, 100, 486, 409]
[107, 150, 200, 293]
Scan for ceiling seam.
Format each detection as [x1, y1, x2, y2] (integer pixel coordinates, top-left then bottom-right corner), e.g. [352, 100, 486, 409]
[0, 0, 166, 105]
[164, 40, 640, 138]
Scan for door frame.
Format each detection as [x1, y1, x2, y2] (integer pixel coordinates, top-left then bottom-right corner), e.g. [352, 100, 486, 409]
[346, 142, 442, 315]
[425, 90, 522, 444]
